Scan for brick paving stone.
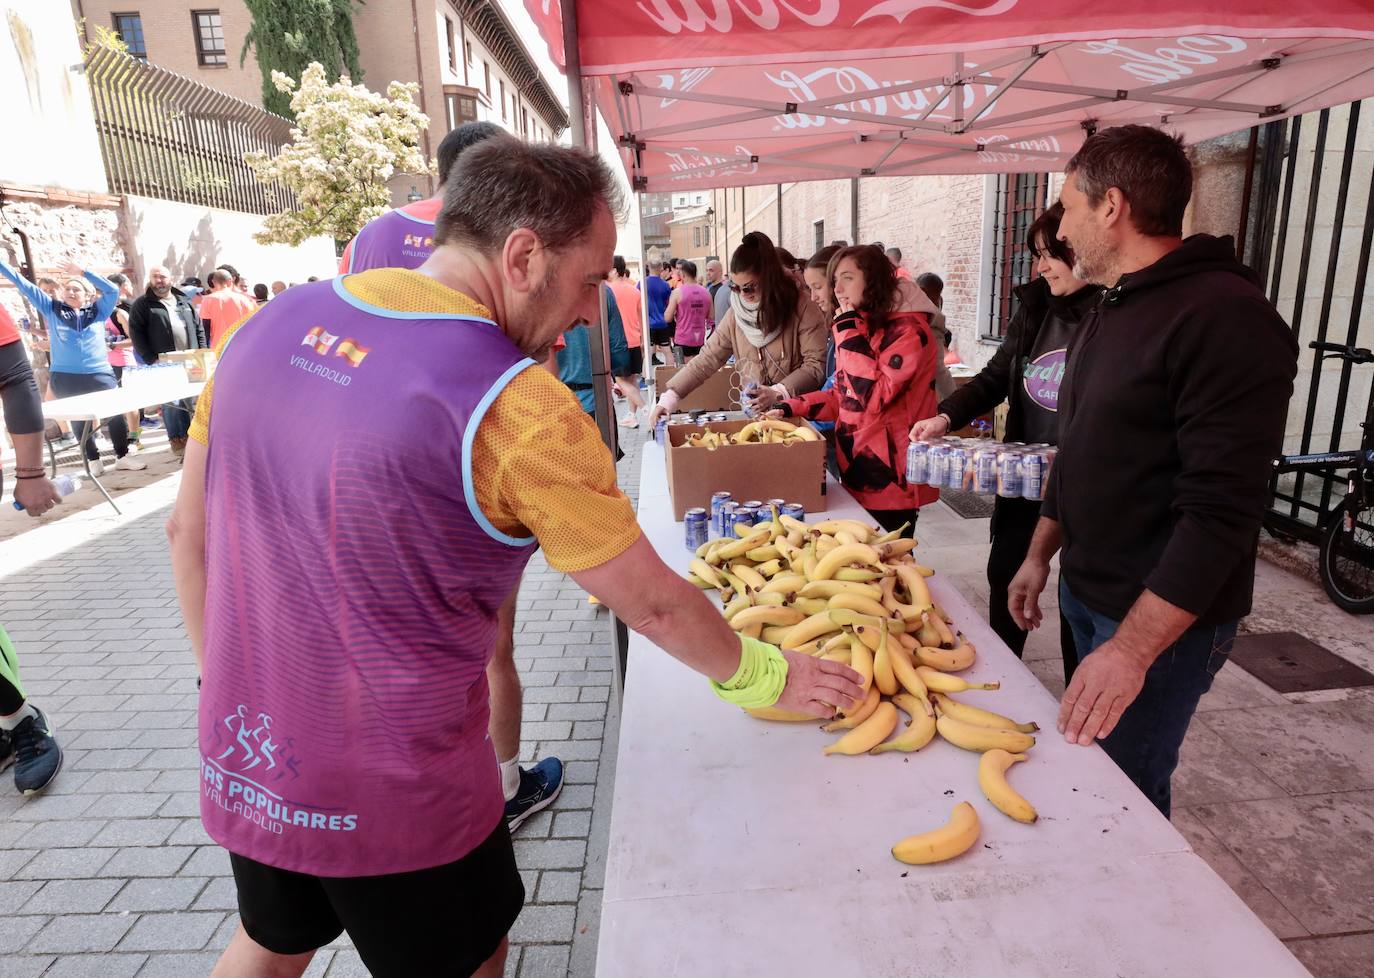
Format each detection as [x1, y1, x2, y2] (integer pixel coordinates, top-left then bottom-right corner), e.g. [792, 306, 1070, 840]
[116, 911, 223, 952]
[509, 904, 577, 943]
[24, 878, 125, 915]
[0, 881, 43, 914]
[89, 819, 180, 848]
[0, 956, 52, 978]
[27, 913, 136, 953]
[519, 944, 572, 978]
[512, 839, 587, 870]
[0, 915, 47, 953]
[12, 819, 103, 850]
[190, 876, 238, 911]
[98, 846, 195, 878]
[131, 952, 221, 977]
[535, 870, 581, 904]
[42, 954, 148, 978]
[551, 810, 592, 839]
[107, 877, 209, 912]
[13, 847, 116, 880]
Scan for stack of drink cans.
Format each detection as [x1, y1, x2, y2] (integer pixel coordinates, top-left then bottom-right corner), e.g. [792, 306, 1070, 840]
[906, 438, 1058, 500]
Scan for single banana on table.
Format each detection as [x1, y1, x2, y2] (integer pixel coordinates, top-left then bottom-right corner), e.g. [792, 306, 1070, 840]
[871, 692, 937, 753]
[891, 802, 981, 865]
[932, 693, 1038, 734]
[979, 749, 1038, 823]
[823, 701, 898, 755]
[935, 712, 1036, 753]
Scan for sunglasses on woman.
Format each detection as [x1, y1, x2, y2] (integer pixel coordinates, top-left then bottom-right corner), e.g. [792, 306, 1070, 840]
[729, 283, 759, 296]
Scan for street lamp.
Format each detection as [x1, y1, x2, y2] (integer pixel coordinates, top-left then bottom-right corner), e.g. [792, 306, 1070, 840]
[407, 185, 423, 202]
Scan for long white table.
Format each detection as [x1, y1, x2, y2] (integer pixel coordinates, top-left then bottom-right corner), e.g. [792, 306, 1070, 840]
[596, 441, 1311, 977]
[41, 379, 205, 513]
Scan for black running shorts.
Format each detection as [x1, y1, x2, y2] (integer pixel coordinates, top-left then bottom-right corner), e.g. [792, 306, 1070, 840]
[230, 820, 523, 976]
[649, 326, 674, 346]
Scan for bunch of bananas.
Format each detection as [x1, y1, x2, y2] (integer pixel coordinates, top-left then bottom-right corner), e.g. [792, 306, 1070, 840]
[683, 418, 821, 450]
[684, 508, 1042, 866]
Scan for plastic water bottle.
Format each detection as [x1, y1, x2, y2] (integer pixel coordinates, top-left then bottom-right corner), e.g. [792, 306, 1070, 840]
[741, 381, 759, 417]
[13, 474, 81, 510]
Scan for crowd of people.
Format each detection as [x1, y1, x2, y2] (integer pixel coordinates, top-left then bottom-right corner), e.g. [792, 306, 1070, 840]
[0, 117, 1299, 976]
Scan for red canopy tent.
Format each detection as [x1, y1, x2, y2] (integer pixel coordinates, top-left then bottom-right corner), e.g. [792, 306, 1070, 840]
[527, 1, 1374, 191]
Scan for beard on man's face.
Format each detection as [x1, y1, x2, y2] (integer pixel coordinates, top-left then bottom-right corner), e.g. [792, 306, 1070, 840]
[510, 268, 570, 359]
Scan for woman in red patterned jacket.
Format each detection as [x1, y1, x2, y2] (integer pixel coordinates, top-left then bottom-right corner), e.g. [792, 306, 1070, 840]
[769, 245, 940, 537]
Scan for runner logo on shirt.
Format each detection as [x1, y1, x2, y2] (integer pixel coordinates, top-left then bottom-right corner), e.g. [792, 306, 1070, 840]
[202, 704, 359, 835]
[1022, 348, 1067, 411]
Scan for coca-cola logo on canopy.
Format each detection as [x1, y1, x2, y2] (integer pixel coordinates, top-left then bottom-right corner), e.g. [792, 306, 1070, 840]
[635, 0, 1018, 34]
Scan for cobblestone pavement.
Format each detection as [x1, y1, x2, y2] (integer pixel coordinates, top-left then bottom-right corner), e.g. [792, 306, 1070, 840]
[0, 430, 647, 977]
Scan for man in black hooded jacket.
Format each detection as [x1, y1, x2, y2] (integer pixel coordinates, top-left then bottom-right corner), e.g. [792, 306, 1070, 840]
[1008, 125, 1297, 817]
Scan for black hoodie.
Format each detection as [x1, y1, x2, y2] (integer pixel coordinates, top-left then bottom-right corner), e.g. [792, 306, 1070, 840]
[1042, 234, 1297, 626]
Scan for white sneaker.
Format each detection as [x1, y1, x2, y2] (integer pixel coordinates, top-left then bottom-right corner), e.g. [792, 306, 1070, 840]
[113, 455, 147, 472]
[89, 460, 105, 477]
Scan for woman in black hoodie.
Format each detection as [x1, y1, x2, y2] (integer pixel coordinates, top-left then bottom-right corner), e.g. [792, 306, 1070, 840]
[909, 203, 1101, 682]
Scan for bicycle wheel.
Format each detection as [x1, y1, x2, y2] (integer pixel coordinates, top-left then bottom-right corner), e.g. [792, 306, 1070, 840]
[1320, 499, 1374, 614]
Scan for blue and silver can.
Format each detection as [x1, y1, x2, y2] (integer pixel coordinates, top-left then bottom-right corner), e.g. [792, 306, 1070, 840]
[781, 502, 805, 522]
[654, 417, 667, 445]
[972, 448, 998, 495]
[766, 498, 787, 516]
[1021, 452, 1046, 500]
[742, 499, 764, 510]
[718, 502, 740, 536]
[997, 451, 1023, 498]
[710, 491, 733, 533]
[945, 445, 970, 491]
[905, 441, 930, 486]
[735, 505, 761, 530]
[685, 508, 710, 551]
[926, 442, 949, 488]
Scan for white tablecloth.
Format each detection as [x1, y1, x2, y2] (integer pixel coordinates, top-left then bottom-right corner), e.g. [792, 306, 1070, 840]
[594, 441, 1311, 977]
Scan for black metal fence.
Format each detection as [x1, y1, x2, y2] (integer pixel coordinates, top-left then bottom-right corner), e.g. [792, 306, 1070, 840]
[1243, 101, 1374, 541]
[85, 45, 296, 216]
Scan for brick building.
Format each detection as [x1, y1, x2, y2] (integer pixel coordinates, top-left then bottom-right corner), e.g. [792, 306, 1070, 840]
[72, 0, 568, 202]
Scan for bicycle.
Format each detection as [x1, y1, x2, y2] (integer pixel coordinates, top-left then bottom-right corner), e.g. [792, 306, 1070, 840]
[1271, 341, 1374, 614]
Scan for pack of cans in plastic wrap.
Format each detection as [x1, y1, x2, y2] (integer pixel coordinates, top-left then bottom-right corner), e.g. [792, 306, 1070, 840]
[906, 438, 1058, 500]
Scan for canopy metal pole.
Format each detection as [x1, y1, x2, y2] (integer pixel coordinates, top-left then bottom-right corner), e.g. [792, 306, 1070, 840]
[561, 0, 617, 457]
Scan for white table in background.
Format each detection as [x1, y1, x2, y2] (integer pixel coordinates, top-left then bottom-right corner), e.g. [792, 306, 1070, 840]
[594, 441, 1311, 977]
[42, 379, 205, 513]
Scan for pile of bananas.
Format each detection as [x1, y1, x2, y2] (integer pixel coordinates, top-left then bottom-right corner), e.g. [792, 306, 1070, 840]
[682, 418, 821, 449]
[685, 508, 1042, 866]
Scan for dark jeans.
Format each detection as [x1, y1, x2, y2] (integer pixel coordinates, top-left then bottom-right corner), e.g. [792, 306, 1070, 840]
[162, 399, 194, 441]
[49, 370, 129, 460]
[866, 507, 919, 538]
[1059, 580, 1236, 818]
[987, 495, 1078, 682]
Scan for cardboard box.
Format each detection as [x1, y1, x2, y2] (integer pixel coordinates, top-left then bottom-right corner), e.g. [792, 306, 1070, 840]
[163, 349, 219, 382]
[664, 418, 827, 520]
[655, 365, 737, 412]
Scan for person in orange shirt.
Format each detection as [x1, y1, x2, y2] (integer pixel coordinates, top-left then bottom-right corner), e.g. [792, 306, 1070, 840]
[197, 268, 259, 347]
[887, 246, 912, 279]
[607, 256, 646, 426]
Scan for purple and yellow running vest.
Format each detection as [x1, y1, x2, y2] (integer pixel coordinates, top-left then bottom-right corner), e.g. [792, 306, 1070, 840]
[674, 283, 712, 347]
[198, 276, 537, 877]
[342, 198, 442, 272]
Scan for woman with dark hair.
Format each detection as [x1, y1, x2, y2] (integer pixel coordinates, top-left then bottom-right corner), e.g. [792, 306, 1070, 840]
[768, 245, 939, 536]
[252, 283, 270, 305]
[909, 202, 1100, 680]
[649, 231, 826, 423]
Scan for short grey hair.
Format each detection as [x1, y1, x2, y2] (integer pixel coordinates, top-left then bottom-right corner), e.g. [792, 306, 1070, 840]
[434, 136, 625, 255]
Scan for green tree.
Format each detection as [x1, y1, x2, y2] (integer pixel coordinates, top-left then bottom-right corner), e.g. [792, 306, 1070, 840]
[241, 0, 364, 117]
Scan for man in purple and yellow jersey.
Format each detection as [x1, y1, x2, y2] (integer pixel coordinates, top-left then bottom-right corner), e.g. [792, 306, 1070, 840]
[338, 119, 564, 836]
[168, 137, 860, 977]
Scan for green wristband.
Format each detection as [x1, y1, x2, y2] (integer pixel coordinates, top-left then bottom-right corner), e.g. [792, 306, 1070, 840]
[711, 635, 789, 708]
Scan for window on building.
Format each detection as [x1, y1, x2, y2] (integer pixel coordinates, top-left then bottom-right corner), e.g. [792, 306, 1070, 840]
[693, 226, 701, 249]
[499, 80, 507, 119]
[465, 41, 474, 66]
[191, 10, 225, 67]
[694, 193, 705, 205]
[445, 18, 457, 73]
[111, 12, 146, 60]
[985, 172, 1050, 339]
[443, 87, 479, 131]
[483, 62, 491, 97]
[813, 220, 825, 254]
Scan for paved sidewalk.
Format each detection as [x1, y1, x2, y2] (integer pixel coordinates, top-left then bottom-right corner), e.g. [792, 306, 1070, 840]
[0, 431, 646, 977]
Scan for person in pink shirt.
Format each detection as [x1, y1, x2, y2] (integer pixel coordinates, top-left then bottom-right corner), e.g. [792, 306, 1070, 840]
[198, 268, 260, 347]
[607, 256, 646, 426]
[663, 259, 711, 364]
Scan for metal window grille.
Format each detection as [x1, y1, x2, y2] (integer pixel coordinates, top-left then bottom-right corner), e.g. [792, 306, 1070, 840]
[1244, 101, 1374, 541]
[191, 10, 225, 67]
[813, 220, 824, 253]
[111, 13, 146, 60]
[84, 45, 296, 216]
[986, 172, 1049, 339]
